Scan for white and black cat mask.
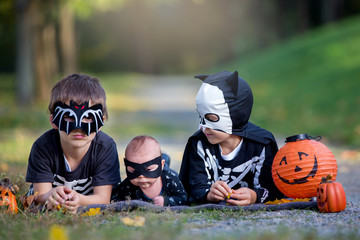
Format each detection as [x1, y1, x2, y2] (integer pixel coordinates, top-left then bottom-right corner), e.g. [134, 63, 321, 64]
[52, 100, 104, 135]
[195, 70, 253, 136]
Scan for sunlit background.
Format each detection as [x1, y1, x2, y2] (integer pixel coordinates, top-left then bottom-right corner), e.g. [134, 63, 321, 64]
[1, 0, 360, 177]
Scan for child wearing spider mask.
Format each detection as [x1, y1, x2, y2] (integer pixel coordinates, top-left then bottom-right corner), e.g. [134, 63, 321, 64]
[112, 135, 187, 206]
[179, 71, 284, 205]
[26, 73, 120, 213]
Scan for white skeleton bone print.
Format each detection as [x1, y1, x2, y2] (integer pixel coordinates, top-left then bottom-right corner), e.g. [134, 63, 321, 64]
[197, 141, 268, 194]
[53, 174, 94, 195]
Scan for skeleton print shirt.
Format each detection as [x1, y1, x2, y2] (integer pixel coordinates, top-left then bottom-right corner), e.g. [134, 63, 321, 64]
[179, 129, 284, 204]
[112, 169, 187, 206]
[26, 129, 121, 195]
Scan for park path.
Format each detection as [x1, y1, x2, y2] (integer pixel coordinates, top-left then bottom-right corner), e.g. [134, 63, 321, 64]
[107, 75, 201, 176]
[109, 75, 360, 203]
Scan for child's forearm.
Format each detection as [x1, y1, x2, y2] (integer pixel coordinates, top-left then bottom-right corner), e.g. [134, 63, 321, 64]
[77, 185, 113, 206]
[77, 193, 110, 206]
[35, 191, 52, 204]
[33, 182, 55, 204]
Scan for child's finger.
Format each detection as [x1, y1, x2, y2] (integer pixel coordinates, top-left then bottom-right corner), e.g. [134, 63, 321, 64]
[214, 182, 231, 197]
[49, 192, 63, 205]
[213, 189, 229, 201]
[65, 190, 76, 200]
[55, 187, 69, 201]
[63, 204, 77, 213]
[226, 198, 250, 206]
[46, 197, 60, 209]
[217, 181, 232, 194]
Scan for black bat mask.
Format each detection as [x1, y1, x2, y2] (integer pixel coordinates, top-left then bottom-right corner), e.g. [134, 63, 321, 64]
[52, 100, 104, 135]
[124, 156, 162, 180]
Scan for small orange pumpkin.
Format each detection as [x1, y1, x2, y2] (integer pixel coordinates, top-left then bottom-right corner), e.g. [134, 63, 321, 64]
[317, 174, 346, 213]
[0, 177, 19, 214]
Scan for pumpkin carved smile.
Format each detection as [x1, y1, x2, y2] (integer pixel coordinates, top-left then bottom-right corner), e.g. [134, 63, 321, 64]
[276, 153, 318, 185]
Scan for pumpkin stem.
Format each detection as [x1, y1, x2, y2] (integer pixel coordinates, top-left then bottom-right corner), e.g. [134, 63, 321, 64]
[0, 177, 19, 194]
[0, 177, 11, 186]
[321, 174, 333, 183]
[326, 174, 333, 181]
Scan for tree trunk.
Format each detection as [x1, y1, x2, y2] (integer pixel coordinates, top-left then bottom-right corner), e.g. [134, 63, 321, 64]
[32, 1, 56, 102]
[59, 3, 77, 75]
[15, 0, 35, 106]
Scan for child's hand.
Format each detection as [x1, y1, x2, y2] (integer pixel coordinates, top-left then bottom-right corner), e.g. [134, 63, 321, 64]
[153, 196, 164, 206]
[226, 187, 257, 206]
[206, 181, 232, 203]
[46, 186, 70, 210]
[63, 188, 80, 213]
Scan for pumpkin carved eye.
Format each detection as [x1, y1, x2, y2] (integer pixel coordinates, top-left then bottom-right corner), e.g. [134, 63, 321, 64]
[279, 157, 287, 165]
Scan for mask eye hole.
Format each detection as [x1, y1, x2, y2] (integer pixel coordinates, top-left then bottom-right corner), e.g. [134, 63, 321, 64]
[205, 113, 219, 122]
[196, 109, 202, 122]
[82, 116, 94, 123]
[127, 166, 135, 173]
[146, 164, 159, 172]
[64, 114, 75, 122]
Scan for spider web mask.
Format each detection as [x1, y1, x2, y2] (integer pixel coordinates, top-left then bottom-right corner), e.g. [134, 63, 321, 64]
[52, 100, 104, 135]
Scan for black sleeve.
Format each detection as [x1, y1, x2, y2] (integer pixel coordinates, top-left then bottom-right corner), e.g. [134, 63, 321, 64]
[179, 135, 211, 204]
[26, 140, 55, 183]
[92, 141, 121, 187]
[111, 178, 137, 201]
[162, 171, 187, 206]
[254, 141, 284, 203]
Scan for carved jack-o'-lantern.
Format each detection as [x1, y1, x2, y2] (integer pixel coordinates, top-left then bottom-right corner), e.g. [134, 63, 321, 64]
[272, 134, 337, 199]
[317, 174, 346, 213]
[0, 178, 19, 214]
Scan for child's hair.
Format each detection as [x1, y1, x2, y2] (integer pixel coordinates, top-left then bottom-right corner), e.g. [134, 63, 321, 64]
[125, 135, 161, 157]
[48, 73, 108, 119]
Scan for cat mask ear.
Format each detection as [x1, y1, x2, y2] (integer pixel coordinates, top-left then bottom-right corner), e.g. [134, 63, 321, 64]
[194, 75, 209, 81]
[225, 71, 239, 97]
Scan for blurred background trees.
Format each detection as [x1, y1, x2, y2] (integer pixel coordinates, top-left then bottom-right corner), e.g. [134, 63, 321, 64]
[1, 0, 359, 105]
[0, 0, 360, 162]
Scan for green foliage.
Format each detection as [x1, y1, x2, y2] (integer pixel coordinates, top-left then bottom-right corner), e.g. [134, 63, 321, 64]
[68, 0, 126, 19]
[221, 16, 360, 146]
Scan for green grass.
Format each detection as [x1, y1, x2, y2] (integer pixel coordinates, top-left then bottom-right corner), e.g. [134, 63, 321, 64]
[219, 16, 360, 146]
[0, 207, 358, 240]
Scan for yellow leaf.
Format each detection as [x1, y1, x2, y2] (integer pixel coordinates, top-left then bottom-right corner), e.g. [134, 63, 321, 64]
[81, 207, 101, 217]
[264, 198, 311, 205]
[49, 224, 69, 240]
[121, 216, 145, 227]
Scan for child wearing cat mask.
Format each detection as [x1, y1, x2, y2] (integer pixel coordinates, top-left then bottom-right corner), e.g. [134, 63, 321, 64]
[179, 71, 284, 205]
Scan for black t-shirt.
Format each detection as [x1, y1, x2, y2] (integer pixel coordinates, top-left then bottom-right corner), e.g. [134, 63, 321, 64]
[179, 129, 284, 204]
[26, 129, 121, 195]
[112, 169, 187, 206]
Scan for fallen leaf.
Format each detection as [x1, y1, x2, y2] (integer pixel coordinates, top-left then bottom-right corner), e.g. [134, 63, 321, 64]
[21, 192, 38, 209]
[81, 207, 101, 217]
[264, 198, 311, 205]
[49, 224, 69, 240]
[121, 216, 145, 227]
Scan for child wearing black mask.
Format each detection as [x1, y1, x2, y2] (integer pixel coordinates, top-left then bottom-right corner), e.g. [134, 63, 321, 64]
[26, 73, 120, 213]
[112, 135, 187, 206]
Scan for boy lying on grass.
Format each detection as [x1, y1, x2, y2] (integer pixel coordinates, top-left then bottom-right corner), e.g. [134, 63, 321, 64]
[179, 70, 284, 205]
[26, 73, 121, 213]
